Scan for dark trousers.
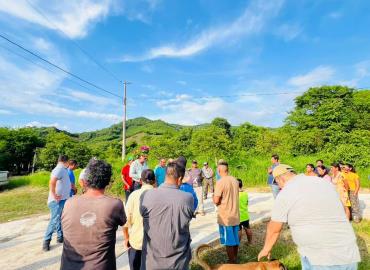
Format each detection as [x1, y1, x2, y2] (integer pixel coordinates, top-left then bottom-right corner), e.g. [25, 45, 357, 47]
[133, 181, 141, 191]
[128, 247, 142, 270]
[125, 189, 132, 203]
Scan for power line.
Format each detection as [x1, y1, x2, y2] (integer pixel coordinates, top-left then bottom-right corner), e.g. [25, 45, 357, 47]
[0, 43, 122, 105]
[131, 91, 304, 101]
[0, 33, 122, 99]
[25, 0, 121, 82]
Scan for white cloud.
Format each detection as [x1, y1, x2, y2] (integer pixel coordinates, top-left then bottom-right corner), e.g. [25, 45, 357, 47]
[0, 109, 13, 115]
[0, 51, 120, 123]
[176, 80, 187, 85]
[328, 11, 342, 19]
[150, 92, 294, 127]
[25, 121, 68, 130]
[0, 0, 114, 39]
[288, 66, 335, 88]
[275, 23, 302, 41]
[66, 89, 118, 106]
[119, 0, 284, 61]
[141, 64, 154, 73]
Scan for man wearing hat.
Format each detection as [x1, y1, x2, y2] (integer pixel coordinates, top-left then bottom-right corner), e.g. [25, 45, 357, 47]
[202, 161, 214, 200]
[258, 164, 360, 269]
[121, 156, 134, 202]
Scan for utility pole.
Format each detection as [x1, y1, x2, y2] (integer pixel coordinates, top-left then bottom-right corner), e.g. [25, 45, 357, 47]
[122, 81, 131, 161]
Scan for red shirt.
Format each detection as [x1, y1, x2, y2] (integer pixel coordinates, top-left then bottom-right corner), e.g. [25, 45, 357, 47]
[121, 164, 133, 191]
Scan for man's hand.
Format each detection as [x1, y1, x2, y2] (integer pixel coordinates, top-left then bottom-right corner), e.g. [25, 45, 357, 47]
[268, 167, 273, 174]
[54, 193, 62, 202]
[123, 239, 130, 250]
[258, 248, 271, 261]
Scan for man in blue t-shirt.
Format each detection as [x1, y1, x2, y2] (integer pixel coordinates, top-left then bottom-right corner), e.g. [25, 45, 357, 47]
[267, 154, 280, 199]
[154, 158, 166, 187]
[67, 160, 78, 197]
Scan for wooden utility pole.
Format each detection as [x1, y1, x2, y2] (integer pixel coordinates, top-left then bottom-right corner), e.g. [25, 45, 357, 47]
[122, 81, 131, 161]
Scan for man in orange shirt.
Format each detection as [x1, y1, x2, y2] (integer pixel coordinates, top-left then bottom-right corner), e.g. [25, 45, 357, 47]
[213, 160, 240, 263]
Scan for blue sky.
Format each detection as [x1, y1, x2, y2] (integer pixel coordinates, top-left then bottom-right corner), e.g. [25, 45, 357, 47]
[0, 0, 370, 132]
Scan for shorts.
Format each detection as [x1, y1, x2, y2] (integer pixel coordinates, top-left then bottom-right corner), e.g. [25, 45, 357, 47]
[219, 225, 240, 246]
[239, 220, 250, 230]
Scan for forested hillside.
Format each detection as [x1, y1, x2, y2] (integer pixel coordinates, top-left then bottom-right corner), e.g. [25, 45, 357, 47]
[0, 86, 369, 181]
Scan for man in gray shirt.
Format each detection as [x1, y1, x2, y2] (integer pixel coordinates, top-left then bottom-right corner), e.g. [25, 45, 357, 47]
[258, 164, 361, 269]
[140, 160, 194, 270]
[43, 155, 71, 251]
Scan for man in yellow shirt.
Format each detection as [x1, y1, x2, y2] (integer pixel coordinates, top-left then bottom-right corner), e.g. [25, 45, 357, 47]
[343, 164, 361, 223]
[123, 169, 155, 270]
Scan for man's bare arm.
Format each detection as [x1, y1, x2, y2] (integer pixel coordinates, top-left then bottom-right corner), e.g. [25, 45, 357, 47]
[213, 195, 221, 206]
[50, 176, 61, 201]
[258, 221, 283, 260]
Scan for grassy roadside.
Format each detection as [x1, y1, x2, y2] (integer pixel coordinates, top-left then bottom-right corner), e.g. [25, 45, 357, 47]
[0, 186, 49, 223]
[191, 220, 370, 270]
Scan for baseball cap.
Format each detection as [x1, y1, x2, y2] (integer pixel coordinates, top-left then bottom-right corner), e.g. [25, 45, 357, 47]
[203, 162, 208, 165]
[127, 156, 134, 161]
[272, 164, 294, 178]
[192, 160, 198, 164]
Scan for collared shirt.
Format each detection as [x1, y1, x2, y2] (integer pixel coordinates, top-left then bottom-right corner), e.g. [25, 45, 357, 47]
[271, 174, 360, 266]
[140, 183, 194, 270]
[201, 166, 214, 179]
[47, 164, 71, 204]
[124, 184, 153, 250]
[129, 160, 148, 182]
[154, 165, 166, 187]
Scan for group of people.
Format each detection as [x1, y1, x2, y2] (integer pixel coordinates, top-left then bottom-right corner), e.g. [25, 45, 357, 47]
[121, 151, 216, 217]
[41, 150, 363, 270]
[267, 155, 362, 222]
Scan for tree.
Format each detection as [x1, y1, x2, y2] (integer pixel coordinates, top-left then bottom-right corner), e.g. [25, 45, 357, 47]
[233, 122, 261, 151]
[38, 131, 92, 170]
[286, 86, 355, 131]
[211, 117, 231, 137]
[190, 126, 231, 160]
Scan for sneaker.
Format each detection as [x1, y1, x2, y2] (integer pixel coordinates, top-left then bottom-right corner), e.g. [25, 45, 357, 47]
[42, 240, 50, 251]
[57, 237, 64, 244]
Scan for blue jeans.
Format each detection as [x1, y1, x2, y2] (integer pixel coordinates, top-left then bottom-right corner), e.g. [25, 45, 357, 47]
[270, 184, 280, 199]
[301, 256, 358, 270]
[44, 200, 66, 241]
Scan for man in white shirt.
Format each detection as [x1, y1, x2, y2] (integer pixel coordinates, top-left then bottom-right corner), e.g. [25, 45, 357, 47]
[43, 155, 71, 251]
[258, 164, 360, 269]
[129, 153, 148, 191]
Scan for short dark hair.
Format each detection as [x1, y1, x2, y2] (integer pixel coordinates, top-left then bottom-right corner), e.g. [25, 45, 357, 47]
[176, 156, 187, 168]
[346, 164, 356, 173]
[331, 162, 341, 171]
[68, 159, 78, 166]
[316, 159, 324, 163]
[218, 160, 228, 167]
[306, 164, 315, 169]
[237, 178, 243, 189]
[141, 169, 155, 184]
[271, 154, 279, 161]
[85, 159, 112, 189]
[58, 155, 69, 163]
[166, 161, 185, 180]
